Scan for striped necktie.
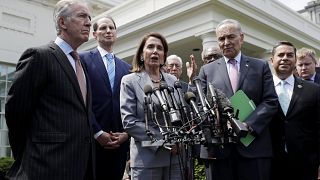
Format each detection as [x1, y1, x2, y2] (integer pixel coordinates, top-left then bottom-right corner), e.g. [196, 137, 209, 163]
[106, 53, 115, 91]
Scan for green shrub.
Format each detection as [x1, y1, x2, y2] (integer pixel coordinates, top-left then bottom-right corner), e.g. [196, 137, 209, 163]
[194, 159, 205, 180]
[0, 157, 14, 176]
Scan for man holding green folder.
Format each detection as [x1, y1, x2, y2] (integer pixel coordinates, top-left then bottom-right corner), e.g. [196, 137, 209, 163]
[189, 19, 278, 180]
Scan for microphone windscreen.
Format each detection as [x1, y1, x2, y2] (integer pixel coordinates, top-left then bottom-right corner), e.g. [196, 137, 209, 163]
[159, 81, 168, 90]
[215, 88, 232, 108]
[184, 92, 196, 104]
[206, 87, 232, 110]
[144, 85, 153, 95]
[174, 81, 182, 89]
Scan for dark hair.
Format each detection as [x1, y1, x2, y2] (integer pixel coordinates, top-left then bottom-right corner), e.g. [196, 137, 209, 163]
[131, 32, 168, 72]
[93, 16, 116, 32]
[271, 41, 296, 56]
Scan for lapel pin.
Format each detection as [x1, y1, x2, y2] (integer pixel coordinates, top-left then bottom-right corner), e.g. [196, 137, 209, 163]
[245, 64, 248, 67]
[298, 85, 302, 88]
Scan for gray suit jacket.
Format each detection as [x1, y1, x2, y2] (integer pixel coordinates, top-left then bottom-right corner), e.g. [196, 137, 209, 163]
[120, 71, 180, 168]
[197, 55, 278, 158]
[5, 42, 94, 180]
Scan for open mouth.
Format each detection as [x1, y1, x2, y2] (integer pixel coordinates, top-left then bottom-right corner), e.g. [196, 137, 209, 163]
[150, 56, 159, 60]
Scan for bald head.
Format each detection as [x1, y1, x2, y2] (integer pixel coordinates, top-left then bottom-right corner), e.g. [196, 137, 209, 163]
[202, 46, 222, 64]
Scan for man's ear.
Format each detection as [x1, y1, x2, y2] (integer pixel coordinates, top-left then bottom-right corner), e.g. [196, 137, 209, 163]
[59, 17, 67, 30]
[93, 31, 97, 39]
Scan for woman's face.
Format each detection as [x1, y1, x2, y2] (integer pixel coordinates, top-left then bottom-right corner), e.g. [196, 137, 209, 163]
[142, 36, 165, 69]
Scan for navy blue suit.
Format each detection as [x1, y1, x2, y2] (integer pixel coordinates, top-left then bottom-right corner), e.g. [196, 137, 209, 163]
[314, 72, 320, 84]
[195, 55, 278, 180]
[81, 48, 131, 180]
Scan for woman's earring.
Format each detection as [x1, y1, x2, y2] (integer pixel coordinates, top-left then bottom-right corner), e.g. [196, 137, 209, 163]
[140, 57, 144, 62]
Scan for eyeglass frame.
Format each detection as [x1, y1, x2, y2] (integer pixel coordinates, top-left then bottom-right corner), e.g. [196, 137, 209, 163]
[167, 63, 182, 69]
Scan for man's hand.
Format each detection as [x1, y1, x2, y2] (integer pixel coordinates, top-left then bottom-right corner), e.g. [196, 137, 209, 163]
[186, 54, 198, 84]
[96, 131, 129, 149]
[110, 132, 129, 145]
[97, 132, 119, 149]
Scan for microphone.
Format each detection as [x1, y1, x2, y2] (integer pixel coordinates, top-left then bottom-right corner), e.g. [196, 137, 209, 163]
[184, 92, 202, 123]
[168, 86, 179, 110]
[159, 82, 174, 110]
[174, 81, 188, 108]
[143, 85, 155, 141]
[153, 87, 168, 112]
[193, 77, 209, 113]
[223, 107, 248, 138]
[207, 86, 248, 138]
[159, 82, 181, 125]
[173, 81, 190, 128]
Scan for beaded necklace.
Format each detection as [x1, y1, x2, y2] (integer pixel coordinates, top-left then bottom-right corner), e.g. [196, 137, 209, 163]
[150, 73, 162, 83]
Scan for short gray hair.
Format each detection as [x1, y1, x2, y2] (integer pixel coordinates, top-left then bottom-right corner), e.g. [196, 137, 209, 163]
[216, 19, 242, 33]
[166, 55, 183, 67]
[53, 0, 87, 35]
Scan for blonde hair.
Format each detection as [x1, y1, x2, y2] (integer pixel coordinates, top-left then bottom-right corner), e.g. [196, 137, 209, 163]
[296, 47, 317, 65]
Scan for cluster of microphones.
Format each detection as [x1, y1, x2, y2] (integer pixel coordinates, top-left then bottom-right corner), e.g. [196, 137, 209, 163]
[143, 77, 248, 147]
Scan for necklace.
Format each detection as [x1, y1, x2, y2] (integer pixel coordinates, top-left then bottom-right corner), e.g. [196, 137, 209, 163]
[150, 74, 162, 83]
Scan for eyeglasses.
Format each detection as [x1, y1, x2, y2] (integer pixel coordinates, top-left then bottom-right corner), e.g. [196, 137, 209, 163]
[203, 54, 223, 63]
[167, 63, 181, 69]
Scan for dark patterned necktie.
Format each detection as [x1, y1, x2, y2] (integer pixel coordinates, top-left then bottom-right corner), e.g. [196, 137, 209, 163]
[70, 51, 87, 104]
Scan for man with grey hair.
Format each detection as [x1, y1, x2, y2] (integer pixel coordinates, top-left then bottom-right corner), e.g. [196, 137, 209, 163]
[296, 47, 320, 84]
[5, 0, 94, 179]
[166, 54, 188, 92]
[189, 19, 278, 180]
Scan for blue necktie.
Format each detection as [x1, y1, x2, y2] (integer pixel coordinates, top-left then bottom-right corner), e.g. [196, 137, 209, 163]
[278, 80, 290, 115]
[106, 53, 115, 91]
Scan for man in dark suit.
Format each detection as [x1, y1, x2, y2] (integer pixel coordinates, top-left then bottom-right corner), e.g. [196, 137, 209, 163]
[270, 41, 320, 180]
[189, 19, 278, 180]
[296, 47, 320, 84]
[80, 16, 130, 180]
[5, 0, 94, 179]
[166, 54, 188, 92]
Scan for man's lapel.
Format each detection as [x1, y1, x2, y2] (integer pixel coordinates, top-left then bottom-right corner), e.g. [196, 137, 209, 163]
[286, 77, 303, 116]
[238, 55, 250, 91]
[49, 42, 85, 107]
[217, 58, 234, 97]
[91, 48, 112, 90]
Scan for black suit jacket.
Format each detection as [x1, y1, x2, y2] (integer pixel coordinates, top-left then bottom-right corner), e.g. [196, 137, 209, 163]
[314, 72, 320, 84]
[270, 76, 320, 180]
[5, 42, 94, 180]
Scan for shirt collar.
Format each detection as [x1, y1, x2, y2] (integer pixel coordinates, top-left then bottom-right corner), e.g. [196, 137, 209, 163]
[54, 37, 74, 55]
[310, 73, 316, 81]
[224, 51, 242, 64]
[273, 74, 294, 86]
[97, 46, 113, 58]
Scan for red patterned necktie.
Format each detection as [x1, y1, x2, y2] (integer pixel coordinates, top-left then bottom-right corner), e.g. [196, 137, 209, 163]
[70, 51, 87, 104]
[228, 59, 239, 93]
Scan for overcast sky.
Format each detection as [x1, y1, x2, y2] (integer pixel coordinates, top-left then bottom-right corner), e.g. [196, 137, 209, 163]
[277, 0, 311, 11]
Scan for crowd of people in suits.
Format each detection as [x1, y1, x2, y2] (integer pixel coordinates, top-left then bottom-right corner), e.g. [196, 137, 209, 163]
[4, 0, 319, 180]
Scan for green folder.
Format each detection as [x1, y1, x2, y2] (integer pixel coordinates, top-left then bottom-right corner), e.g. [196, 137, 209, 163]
[230, 90, 256, 146]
